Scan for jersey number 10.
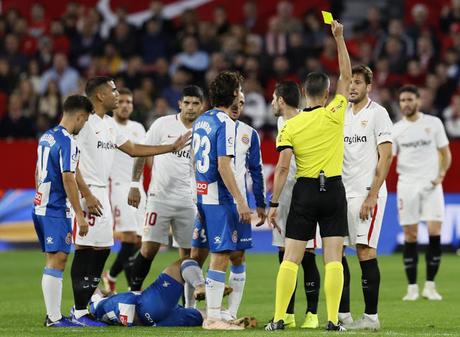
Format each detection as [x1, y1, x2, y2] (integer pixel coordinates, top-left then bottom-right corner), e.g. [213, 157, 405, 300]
[192, 134, 211, 174]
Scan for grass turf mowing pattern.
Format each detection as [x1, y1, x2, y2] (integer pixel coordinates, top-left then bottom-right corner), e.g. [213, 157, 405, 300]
[0, 250, 459, 337]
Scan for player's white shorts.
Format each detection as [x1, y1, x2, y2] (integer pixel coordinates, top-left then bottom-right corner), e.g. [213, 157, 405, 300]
[142, 196, 196, 248]
[397, 181, 444, 225]
[272, 201, 321, 249]
[73, 185, 114, 247]
[111, 181, 146, 236]
[344, 195, 386, 249]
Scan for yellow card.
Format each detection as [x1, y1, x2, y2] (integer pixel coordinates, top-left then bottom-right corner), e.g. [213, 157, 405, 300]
[322, 11, 333, 25]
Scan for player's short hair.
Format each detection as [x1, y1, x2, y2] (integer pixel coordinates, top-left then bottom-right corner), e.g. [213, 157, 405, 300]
[303, 72, 330, 98]
[85, 76, 114, 98]
[208, 71, 243, 108]
[352, 64, 373, 84]
[182, 85, 204, 102]
[118, 87, 132, 96]
[398, 85, 420, 98]
[275, 81, 300, 108]
[63, 95, 94, 114]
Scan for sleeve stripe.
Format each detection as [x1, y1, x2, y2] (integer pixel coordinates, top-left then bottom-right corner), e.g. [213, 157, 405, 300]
[277, 145, 293, 152]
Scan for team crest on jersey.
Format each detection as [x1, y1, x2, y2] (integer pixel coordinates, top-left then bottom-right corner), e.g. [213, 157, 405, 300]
[232, 230, 238, 243]
[361, 120, 368, 128]
[241, 134, 250, 144]
[65, 232, 72, 245]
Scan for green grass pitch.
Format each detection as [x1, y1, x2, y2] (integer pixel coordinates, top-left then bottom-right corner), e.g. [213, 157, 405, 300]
[0, 250, 459, 336]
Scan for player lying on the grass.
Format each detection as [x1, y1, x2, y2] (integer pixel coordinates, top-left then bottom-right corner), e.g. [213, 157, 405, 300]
[90, 258, 256, 328]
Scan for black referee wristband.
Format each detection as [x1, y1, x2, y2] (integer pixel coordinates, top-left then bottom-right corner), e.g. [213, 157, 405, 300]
[269, 201, 279, 207]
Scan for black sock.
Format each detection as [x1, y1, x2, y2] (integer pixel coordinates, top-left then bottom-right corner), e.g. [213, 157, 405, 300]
[426, 235, 441, 281]
[403, 241, 418, 284]
[124, 248, 139, 285]
[109, 242, 136, 279]
[130, 252, 153, 291]
[279, 250, 296, 314]
[339, 256, 350, 313]
[360, 258, 380, 315]
[71, 249, 94, 310]
[301, 251, 320, 314]
[89, 249, 110, 291]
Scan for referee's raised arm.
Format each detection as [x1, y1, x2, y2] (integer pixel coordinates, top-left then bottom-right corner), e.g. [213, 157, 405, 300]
[332, 20, 352, 98]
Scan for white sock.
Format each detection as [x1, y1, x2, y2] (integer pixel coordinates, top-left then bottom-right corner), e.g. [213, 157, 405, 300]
[338, 312, 352, 320]
[184, 282, 196, 308]
[181, 259, 205, 288]
[364, 313, 378, 321]
[74, 308, 89, 319]
[42, 268, 63, 322]
[228, 264, 246, 318]
[206, 269, 226, 320]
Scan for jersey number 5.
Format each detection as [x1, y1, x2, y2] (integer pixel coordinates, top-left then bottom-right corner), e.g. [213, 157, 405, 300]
[192, 134, 211, 173]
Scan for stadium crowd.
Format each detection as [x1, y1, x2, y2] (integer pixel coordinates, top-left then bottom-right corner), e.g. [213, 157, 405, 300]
[1, 0, 460, 139]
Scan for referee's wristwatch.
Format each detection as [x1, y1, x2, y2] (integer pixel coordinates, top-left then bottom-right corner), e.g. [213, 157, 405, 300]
[269, 201, 279, 208]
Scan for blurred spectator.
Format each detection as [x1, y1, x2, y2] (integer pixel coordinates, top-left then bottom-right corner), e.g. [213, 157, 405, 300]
[242, 0, 264, 34]
[0, 92, 36, 138]
[49, 20, 70, 56]
[109, 20, 137, 59]
[404, 59, 426, 86]
[29, 3, 49, 38]
[17, 77, 39, 118]
[213, 5, 230, 36]
[376, 87, 400, 122]
[382, 36, 407, 74]
[415, 36, 435, 72]
[265, 56, 300, 100]
[141, 18, 168, 64]
[419, 87, 440, 117]
[120, 56, 144, 90]
[39, 53, 79, 96]
[406, 4, 435, 47]
[1, 34, 28, 75]
[264, 17, 287, 56]
[27, 59, 41, 93]
[242, 78, 267, 128]
[35, 113, 53, 138]
[99, 42, 124, 75]
[38, 80, 62, 121]
[287, 32, 309, 71]
[162, 68, 190, 110]
[72, 14, 103, 69]
[320, 36, 339, 74]
[0, 58, 18, 95]
[198, 21, 220, 53]
[443, 91, 460, 138]
[433, 63, 457, 112]
[361, 6, 385, 38]
[440, 0, 460, 33]
[375, 19, 414, 60]
[275, 1, 302, 33]
[145, 96, 176, 127]
[303, 11, 327, 55]
[170, 35, 210, 76]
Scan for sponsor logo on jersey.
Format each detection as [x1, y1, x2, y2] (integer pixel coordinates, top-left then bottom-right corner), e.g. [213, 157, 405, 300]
[97, 140, 116, 150]
[120, 314, 128, 326]
[34, 192, 42, 206]
[40, 133, 56, 146]
[330, 100, 344, 113]
[232, 230, 238, 243]
[241, 134, 250, 144]
[378, 131, 391, 137]
[172, 149, 191, 159]
[400, 139, 432, 149]
[361, 120, 368, 128]
[344, 135, 368, 144]
[196, 181, 208, 195]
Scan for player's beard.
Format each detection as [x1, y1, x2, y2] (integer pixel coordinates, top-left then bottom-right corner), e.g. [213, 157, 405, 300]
[349, 91, 366, 104]
[403, 105, 418, 118]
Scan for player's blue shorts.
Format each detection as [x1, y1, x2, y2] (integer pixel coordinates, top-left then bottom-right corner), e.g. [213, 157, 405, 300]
[136, 273, 184, 325]
[156, 305, 203, 327]
[32, 212, 72, 254]
[192, 203, 239, 253]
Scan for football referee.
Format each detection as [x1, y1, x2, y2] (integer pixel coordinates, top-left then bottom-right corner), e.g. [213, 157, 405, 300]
[266, 20, 351, 332]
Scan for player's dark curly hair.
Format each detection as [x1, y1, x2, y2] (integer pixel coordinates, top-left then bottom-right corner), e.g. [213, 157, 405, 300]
[208, 71, 243, 108]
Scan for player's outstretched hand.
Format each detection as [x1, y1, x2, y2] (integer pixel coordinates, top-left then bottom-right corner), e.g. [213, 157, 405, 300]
[76, 213, 89, 237]
[85, 193, 103, 216]
[267, 207, 281, 234]
[255, 207, 267, 227]
[359, 193, 377, 221]
[128, 187, 141, 208]
[331, 20, 344, 39]
[172, 130, 192, 151]
[237, 201, 252, 224]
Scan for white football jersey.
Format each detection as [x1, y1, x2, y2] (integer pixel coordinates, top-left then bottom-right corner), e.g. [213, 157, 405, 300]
[277, 116, 297, 204]
[144, 114, 194, 204]
[343, 100, 393, 197]
[110, 120, 146, 184]
[393, 113, 449, 183]
[77, 114, 128, 187]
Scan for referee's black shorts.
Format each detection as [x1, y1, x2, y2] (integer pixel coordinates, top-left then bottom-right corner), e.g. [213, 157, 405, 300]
[285, 176, 348, 242]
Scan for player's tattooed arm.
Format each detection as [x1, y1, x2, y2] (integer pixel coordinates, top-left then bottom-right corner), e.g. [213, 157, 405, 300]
[128, 157, 146, 208]
[76, 167, 103, 216]
[360, 142, 393, 221]
[63, 172, 89, 236]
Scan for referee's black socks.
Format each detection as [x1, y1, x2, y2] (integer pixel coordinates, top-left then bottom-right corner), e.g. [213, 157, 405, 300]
[360, 258, 380, 315]
[403, 241, 418, 284]
[426, 235, 441, 281]
[339, 256, 350, 314]
[71, 248, 94, 310]
[278, 250, 296, 315]
[130, 252, 153, 291]
[302, 251, 320, 314]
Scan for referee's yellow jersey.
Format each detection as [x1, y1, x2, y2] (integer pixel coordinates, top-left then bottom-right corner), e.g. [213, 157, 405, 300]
[276, 94, 347, 178]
